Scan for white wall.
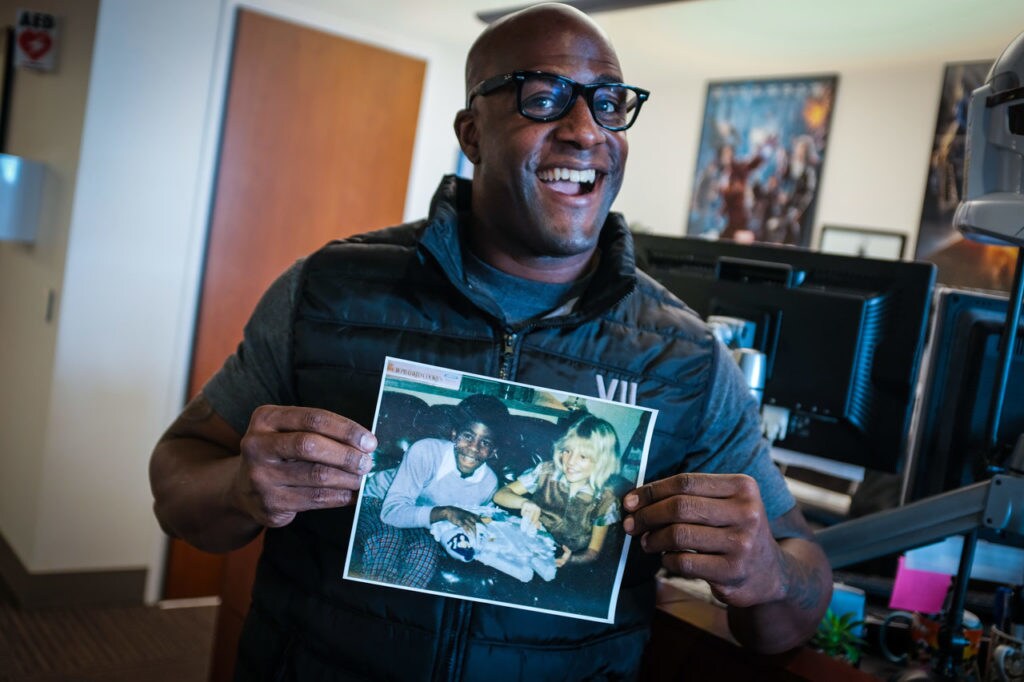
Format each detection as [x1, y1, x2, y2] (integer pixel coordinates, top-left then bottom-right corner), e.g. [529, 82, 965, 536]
[10, 0, 464, 595]
[29, 0, 225, 573]
[9, 0, 1024, 599]
[617, 53, 1015, 247]
[0, 0, 98, 567]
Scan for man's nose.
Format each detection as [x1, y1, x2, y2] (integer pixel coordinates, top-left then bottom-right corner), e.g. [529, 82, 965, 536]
[556, 96, 603, 147]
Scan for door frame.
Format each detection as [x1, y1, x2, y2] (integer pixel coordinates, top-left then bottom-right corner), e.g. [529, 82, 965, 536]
[143, 0, 464, 603]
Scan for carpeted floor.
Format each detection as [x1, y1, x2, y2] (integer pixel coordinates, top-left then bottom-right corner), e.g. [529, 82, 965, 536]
[0, 582, 217, 682]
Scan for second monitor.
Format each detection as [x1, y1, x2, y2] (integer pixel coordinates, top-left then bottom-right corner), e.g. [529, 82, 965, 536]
[632, 233, 936, 475]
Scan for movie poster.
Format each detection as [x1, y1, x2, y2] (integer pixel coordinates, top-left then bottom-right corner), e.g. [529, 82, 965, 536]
[686, 75, 838, 247]
[344, 358, 657, 624]
[913, 60, 1017, 293]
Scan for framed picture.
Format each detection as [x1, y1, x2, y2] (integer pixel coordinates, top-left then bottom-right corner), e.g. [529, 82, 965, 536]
[687, 74, 838, 248]
[820, 225, 906, 260]
[344, 357, 657, 624]
[914, 61, 1017, 292]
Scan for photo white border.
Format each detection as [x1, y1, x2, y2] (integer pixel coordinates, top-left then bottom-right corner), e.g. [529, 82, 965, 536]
[342, 356, 658, 624]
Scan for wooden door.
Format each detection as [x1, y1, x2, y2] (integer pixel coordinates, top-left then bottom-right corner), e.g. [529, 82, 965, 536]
[161, 6, 424, 606]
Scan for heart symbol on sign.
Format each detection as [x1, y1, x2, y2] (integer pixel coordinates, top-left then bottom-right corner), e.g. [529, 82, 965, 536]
[18, 30, 52, 61]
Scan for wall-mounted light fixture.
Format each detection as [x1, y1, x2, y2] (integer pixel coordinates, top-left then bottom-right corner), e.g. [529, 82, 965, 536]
[0, 152, 44, 241]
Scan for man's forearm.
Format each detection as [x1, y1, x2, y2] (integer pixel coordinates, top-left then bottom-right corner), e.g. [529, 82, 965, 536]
[151, 437, 263, 553]
[726, 537, 832, 654]
[150, 395, 265, 552]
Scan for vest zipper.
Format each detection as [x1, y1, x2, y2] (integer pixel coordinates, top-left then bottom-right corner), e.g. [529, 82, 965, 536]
[435, 599, 471, 681]
[498, 330, 518, 380]
[496, 284, 636, 380]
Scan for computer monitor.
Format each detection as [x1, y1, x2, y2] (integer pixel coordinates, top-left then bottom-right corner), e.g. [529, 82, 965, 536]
[632, 233, 935, 474]
[906, 287, 1024, 502]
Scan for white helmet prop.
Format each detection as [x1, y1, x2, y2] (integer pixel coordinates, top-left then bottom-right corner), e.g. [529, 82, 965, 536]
[955, 31, 1024, 247]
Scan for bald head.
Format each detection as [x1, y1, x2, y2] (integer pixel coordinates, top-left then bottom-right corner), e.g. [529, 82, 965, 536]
[465, 4, 619, 97]
[452, 2, 634, 283]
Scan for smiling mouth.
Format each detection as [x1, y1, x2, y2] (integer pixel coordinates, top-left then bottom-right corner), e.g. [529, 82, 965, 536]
[537, 167, 599, 196]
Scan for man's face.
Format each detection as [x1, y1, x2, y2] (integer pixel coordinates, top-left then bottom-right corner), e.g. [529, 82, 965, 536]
[452, 421, 496, 475]
[458, 25, 629, 267]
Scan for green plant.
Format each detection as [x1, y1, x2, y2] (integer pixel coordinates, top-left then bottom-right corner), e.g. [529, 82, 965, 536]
[811, 608, 867, 665]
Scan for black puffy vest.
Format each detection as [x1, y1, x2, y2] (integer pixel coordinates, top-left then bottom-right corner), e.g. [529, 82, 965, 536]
[234, 176, 719, 681]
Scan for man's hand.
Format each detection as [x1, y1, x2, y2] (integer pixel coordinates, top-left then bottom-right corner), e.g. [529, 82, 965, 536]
[622, 472, 832, 653]
[430, 506, 482, 535]
[151, 395, 378, 552]
[622, 472, 785, 607]
[231, 405, 377, 528]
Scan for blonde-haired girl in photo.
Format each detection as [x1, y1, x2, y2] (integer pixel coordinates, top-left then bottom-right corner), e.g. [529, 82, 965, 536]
[494, 414, 622, 568]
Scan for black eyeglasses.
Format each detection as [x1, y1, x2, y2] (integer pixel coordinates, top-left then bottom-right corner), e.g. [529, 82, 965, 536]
[466, 70, 650, 132]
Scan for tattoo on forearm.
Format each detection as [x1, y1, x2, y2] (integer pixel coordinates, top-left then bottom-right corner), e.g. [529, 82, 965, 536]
[181, 395, 215, 422]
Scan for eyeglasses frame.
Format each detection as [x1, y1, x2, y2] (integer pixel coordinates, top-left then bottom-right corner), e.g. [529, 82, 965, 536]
[465, 70, 650, 132]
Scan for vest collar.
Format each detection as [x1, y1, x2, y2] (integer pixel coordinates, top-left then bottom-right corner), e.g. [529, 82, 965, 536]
[419, 175, 637, 322]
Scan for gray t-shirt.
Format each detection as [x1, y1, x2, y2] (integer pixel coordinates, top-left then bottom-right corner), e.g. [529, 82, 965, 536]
[203, 258, 795, 522]
[204, 260, 302, 435]
[462, 247, 591, 324]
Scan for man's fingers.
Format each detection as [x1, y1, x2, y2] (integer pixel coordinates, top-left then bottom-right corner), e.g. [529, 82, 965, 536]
[271, 485, 357, 515]
[625, 495, 740, 537]
[277, 460, 365, 491]
[659, 550, 732, 585]
[244, 430, 373, 473]
[624, 473, 751, 512]
[249, 405, 378, 452]
[637, 522, 737, 555]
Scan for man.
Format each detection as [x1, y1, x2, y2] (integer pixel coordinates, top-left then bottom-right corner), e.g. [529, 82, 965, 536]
[150, 4, 831, 679]
[355, 394, 508, 588]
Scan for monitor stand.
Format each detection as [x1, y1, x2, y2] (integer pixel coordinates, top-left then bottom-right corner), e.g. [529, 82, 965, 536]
[815, 246, 1024, 680]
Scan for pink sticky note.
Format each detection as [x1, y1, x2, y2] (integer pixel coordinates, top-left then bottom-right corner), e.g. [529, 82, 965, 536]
[888, 556, 952, 613]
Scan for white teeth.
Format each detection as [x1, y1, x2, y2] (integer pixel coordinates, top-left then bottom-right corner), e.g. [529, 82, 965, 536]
[539, 168, 597, 184]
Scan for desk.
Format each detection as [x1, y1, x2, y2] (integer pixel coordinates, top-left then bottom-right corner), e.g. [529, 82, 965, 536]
[643, 579, 882, 681]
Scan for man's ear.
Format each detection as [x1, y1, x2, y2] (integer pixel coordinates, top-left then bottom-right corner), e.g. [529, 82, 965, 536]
[454, 109, 481, 165]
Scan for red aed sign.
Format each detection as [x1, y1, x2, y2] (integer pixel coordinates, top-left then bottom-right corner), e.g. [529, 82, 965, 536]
[15, 10, 59, 72]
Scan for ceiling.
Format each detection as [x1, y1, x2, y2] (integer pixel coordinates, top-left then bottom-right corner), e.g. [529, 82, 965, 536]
[336, 0, 1024, 80]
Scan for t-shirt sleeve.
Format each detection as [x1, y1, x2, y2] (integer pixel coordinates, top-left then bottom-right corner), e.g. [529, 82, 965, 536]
[685, 342, 796, 528]
[516, 462, 545, 493]
[202, 260, 303, 435]
[595, 489, 621, 526]
[380, 439, 439, 529]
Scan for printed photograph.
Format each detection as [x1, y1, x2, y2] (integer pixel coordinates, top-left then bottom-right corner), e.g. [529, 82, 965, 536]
[913, 60, 1017, 292]
[687, 74, 838, 247]
[343, 357, 657, 624]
